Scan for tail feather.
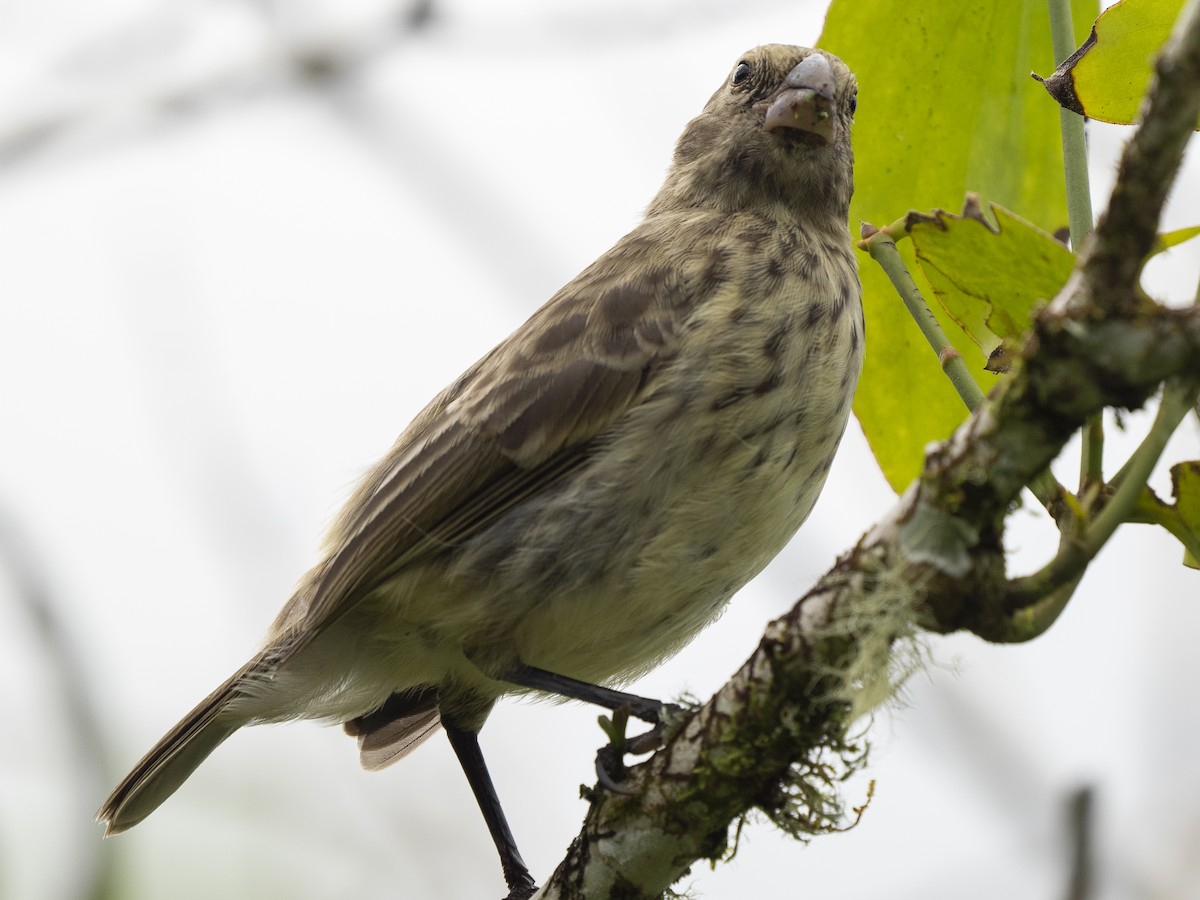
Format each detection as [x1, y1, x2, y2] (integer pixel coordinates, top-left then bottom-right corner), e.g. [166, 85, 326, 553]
[343, 688, 442, 772]
[97, 661, 257, 836]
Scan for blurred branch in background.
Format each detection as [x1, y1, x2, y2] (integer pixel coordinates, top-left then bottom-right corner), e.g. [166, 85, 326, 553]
[0, 0, 798, 170]
[0, 0, 434, 168]
[0, 510, 117, 900]
[1064, 786, 1093, 900]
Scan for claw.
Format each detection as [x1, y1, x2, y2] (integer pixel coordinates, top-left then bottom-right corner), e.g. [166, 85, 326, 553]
[502, 879, 537, 900]
[595, 744, 638, 795]
[593, 702, 683, 794]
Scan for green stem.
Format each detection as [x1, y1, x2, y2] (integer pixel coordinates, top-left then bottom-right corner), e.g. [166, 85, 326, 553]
[866, 235, 986, 410]
[1080, 416, 1105, 492]
[1047, 0, 1095, 251]
[1006, 379, 1200, 608]
[998, 573, 1083, 642]
[866, 234, 1062, 508]
[1048, 0, 1105, 490]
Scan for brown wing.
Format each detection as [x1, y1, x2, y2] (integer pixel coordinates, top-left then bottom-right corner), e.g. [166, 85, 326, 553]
[267, 228, 697, 655]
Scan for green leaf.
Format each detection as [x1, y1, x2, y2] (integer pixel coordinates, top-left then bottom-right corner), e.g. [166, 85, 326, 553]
[820, 0, 1096, 491]
[1038, 0, 1200, 128]
[909, 202, 1076, 358]
[1131, 461, 1200, 568]
[1150, 224, 1200, 257]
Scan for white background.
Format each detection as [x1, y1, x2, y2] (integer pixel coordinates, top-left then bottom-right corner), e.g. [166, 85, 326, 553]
[2, 1, 1199, 898]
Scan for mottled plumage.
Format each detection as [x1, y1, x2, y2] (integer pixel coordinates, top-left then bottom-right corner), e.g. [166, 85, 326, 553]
[99, 44, 862, 897]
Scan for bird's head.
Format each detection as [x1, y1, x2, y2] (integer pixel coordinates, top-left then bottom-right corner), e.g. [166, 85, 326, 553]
[648, 45, 858, 225]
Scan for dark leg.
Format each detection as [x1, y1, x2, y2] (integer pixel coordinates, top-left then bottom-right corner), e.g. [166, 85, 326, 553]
[504, 665, 688, 796]
[444, 721, 537, 900]
[503, 665, 674, 723]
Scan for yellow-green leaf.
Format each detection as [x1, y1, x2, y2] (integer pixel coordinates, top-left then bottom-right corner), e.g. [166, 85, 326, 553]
[1151, 224, 1200, 257]
[1171, 462, 1200, 568]
[1132, 461, 1200, 568]
[1039, 0, 1199, 128]
[820, 0, 1096, 491]
[910, 202, 1076, 357]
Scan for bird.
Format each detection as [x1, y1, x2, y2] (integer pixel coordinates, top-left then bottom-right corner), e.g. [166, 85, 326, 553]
[97, 44, 861, 898]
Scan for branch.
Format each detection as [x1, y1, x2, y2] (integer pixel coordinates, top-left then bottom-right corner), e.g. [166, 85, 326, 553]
[0, 3, 428, 168]
[1006, 379, 1200, 607]
[535, 4, 1200, 896]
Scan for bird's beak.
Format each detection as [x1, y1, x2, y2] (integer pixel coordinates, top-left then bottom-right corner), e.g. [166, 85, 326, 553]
[763, 53, 836, 144]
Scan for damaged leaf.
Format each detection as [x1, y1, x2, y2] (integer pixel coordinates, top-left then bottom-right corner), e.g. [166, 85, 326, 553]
[1131, 461, 1200, 568]
[1037, 0, 1199, 128]
[909, 200, 1076, 359]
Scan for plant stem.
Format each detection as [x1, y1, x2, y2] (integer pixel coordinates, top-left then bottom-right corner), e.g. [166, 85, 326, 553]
[1001, 573, 1083, 642]
[865, 234, 985, 410]
[1047, 0, 1095, 251]
[1047, 0, 1105, 490]
[865, 233, 1062, 508]
[1006, 379, 1200, 608]
[1080, 415, 1104, 492]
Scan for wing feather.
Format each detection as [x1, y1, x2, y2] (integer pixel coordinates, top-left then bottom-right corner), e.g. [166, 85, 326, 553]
[269, 221, 701, 655]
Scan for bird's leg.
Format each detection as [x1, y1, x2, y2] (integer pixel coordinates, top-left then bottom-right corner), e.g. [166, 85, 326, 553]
[504, 665, 686, 793]
[503, 664, 682, 723]
[443, 722, 537, 900]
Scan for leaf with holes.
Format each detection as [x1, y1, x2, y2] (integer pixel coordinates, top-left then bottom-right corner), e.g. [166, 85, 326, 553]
[909, 202, 1076, 362]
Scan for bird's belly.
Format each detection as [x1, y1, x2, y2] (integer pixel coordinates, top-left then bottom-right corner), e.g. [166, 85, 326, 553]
[269, 371, 852, 725]
[448, 333, 860, 685]
[322, 278, 864, 712]
[511, 451, 827, 685]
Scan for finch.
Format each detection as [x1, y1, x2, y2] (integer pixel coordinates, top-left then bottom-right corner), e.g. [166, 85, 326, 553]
[98, 44, 861, 898]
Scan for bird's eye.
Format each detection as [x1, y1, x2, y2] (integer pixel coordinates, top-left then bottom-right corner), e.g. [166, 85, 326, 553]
[731, 61, 752, 86]
[849, 91, 858, 117]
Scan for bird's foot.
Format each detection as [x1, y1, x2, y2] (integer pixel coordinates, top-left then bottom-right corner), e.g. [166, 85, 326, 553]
[594, 702, 687, 794]
[502, 871, 537, 900]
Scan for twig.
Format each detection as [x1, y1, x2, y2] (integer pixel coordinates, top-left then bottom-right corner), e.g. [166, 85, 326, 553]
[1005, 379, 1199, 609]
[864, 233, 987, 411]
[1064, 786, 1094, 900]
[1047, 0, 1105, 491]
[863, 229, 1062, 510]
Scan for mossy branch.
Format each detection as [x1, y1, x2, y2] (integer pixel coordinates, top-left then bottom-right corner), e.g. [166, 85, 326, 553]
[536, 5, 1200, 896]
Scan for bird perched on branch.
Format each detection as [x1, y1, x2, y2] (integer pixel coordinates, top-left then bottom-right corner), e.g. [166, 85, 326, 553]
[98, 43, 861, 898]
